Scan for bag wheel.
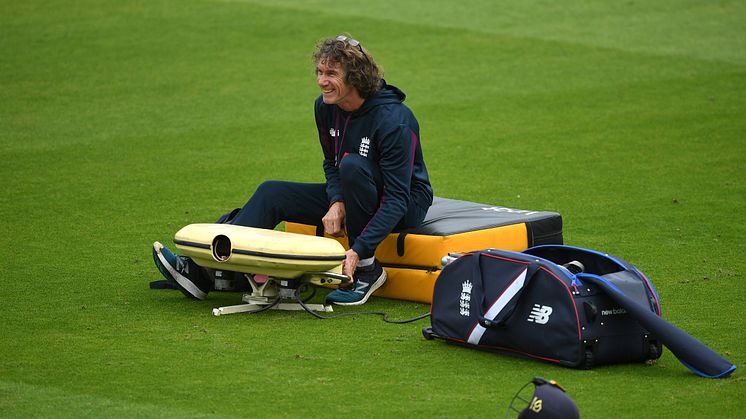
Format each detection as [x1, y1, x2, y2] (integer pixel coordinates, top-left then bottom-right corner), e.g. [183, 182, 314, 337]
[581, 349, 594, 369]
[422, 327, 436, 340]
[647, 342, 661, 360]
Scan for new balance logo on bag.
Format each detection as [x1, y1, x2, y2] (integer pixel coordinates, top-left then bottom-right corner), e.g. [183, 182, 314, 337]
[528, 304, 553, 324]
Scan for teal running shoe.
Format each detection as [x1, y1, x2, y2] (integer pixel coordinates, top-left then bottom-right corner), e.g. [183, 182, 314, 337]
[325, 260, 387, 306]
[152, 241, 210, 300]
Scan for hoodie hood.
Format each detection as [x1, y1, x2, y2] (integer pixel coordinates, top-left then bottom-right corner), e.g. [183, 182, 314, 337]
[353, 79, 405, 115]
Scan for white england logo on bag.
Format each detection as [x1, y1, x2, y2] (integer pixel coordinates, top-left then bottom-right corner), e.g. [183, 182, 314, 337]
[459, 280, 473, 317]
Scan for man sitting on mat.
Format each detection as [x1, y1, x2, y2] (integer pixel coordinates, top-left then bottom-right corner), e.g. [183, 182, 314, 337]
[153, 34, 433, 305]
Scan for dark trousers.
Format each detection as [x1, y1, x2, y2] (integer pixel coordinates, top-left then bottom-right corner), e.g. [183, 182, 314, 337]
[226, 154, 422, 258]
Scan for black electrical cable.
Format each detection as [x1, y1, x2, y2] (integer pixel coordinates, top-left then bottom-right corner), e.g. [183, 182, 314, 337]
[297, 283, 317, 303]
[239, 296, 281, 314]
[292, 288, 430, 324]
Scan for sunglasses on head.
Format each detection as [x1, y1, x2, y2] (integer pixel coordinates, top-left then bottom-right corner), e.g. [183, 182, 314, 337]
[336, 35, 363, 50]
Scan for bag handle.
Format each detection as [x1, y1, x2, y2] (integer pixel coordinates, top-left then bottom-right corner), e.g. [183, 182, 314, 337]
[396, 232, 408, 257]
[473, 251, 538, 328]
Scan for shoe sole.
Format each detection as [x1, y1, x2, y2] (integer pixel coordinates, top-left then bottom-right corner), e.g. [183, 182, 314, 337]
[332, 270, 387, 306]
[152, 242, 174, 281]
[154, 241, 208, 300]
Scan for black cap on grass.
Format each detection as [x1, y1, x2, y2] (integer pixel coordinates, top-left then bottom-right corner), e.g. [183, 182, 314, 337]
[507, 377, 580, 419]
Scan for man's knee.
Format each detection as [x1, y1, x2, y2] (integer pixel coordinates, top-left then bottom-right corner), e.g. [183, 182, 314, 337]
[253, 180, 287, 200]
[339, 154, 375, 181]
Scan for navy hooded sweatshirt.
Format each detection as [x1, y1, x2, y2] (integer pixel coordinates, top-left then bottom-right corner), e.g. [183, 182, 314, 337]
[314, 80, 433, 259]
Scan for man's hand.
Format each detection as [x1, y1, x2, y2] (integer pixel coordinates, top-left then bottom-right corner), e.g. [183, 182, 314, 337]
[342, 248, 359, 281]
[322, 201, 346, 237]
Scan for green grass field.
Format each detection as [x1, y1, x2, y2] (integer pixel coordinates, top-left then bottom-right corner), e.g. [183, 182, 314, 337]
[2, 0, 745, 417]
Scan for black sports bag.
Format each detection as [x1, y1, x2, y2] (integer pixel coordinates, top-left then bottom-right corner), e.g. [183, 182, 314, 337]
[426, 245, 663, 368]
[424, 245, 736, 377]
